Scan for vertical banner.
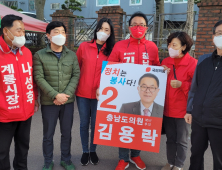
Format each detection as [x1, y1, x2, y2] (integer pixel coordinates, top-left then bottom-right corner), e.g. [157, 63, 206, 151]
[94, 61, 167, 153]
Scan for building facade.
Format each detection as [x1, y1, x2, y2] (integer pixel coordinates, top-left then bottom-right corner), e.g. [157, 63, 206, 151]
[0, 0, 199, 21]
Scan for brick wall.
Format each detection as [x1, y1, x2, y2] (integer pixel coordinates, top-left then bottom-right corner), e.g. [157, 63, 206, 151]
[96, 6, 126, 42]
[195, 0, 222, 58]
[50, 9, 76, 49]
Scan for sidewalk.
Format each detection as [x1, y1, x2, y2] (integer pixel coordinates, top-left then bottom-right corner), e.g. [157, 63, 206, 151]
[10, 102, 213, 170]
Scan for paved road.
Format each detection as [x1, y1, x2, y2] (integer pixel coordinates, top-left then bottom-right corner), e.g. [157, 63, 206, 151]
[10, 102, 213, 170]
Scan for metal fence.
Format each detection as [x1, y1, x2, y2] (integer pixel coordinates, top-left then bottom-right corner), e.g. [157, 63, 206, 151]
[74, 18, 97, 46]
[25, 31, 48, 47]
[69, 13, 198, 50]
[157, 13, 198, 50]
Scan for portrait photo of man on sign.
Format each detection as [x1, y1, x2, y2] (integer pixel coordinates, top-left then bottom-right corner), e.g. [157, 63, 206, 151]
[119, 73, 164, 118]
[94, 63, 167, 156]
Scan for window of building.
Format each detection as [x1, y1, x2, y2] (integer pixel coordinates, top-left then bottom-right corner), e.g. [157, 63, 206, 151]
[77, 0, 87, 7]
[174, 0, 182, 2]
[96, 0, 120, 6]
[0, 1, 18, 8]
[130, 0, 142, 5]
[29, 0, 35, 11]
[164, 0, 187, 2]
[174, 0, 188, 3]
[51, 3, 60, 10]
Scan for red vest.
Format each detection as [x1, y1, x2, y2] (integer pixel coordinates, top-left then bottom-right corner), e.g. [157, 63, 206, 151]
[0, 36, 37, 122]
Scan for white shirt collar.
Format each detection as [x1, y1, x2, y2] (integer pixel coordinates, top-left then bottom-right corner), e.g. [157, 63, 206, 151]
[140, 101, 154, 116]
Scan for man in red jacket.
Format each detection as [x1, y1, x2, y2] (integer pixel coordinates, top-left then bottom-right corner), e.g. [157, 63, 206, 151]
[108, 12, 160, 66]
[107, 12, 161, 170]
[0, 15, 39, 170]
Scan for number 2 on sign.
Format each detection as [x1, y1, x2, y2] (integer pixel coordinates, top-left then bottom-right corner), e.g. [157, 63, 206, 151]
[100, 87, 118, 109]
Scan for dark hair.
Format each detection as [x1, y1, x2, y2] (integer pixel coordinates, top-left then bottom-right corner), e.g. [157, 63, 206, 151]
[1, 15, 23, 29]
[129, 11, 148, 26]
[46, 21, 67, 34]
[167, 31, 193, 55]
[91, 18, 115, 57]
[213, 20, 222, 34]
[138, 73, 159, 87]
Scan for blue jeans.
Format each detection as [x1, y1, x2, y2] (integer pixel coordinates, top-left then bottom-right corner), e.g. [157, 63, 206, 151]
[76, 96, 98, 153]
[119, 148, 141, 162]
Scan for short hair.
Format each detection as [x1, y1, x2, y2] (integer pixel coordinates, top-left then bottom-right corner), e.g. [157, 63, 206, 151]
[1, 15, 23, 29]
[46, 21, 67, 34]
[129, 11, 148, 26]
[138, 73, 159, 87]
[167, 31, 193, 55]
[213, 20, 222, 34]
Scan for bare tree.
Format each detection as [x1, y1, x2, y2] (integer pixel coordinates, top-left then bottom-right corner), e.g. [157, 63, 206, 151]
[35, 0, 46, 21]
[184, 0, 194, 38]
[35, 0, 46, 46]
[184, 0, 194, 56]
[154, 0, 164, 47]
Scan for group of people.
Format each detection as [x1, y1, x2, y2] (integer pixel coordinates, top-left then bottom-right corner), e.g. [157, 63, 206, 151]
[0, 11, 222, 170]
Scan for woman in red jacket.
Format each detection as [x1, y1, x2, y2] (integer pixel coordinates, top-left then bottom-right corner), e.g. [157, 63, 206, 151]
[161, 32, 197, 170]
[76, 18, 115, 166]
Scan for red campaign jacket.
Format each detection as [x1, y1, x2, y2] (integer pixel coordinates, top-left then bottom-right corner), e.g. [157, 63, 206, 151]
[161, 53, 197, 118]
[108, 36, 160, 66]
[0, 36, 38, 123]
[76, 41, 108, 99]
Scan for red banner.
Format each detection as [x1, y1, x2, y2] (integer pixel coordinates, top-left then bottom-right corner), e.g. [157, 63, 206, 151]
[94, 110, 163, 153]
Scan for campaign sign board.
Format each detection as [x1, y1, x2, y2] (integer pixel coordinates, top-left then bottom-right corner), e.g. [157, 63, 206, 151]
[94, 62, 167, 153]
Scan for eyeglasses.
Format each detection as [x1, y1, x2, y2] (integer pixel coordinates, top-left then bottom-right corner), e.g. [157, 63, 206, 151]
[215, 32, 222, 36]
[140, 85, 157, 93]
[130, 25, 147, 30]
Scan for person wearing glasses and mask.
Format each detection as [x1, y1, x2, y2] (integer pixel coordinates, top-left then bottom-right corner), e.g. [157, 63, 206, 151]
[33, 21, 80, 170]
[75, 18, 115, 166]
[161, 32, 197, 170]
[106, 12, 160, 66]
[96, 12, 168, 170]
[0, 14, 39, 170]
[119, 73, 163, 118]
[96, 12, 170, 102]
[185, 20, 222, 170]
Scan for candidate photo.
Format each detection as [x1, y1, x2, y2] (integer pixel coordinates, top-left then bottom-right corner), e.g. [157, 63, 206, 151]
[119, 73, 164, 118]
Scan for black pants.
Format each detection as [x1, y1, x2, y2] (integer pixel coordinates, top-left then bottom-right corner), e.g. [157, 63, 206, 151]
[0, 117, 32, 170]
[163, 116, 190, 168]
[189, 120, 222, 170]
[41, 102, 74, 165]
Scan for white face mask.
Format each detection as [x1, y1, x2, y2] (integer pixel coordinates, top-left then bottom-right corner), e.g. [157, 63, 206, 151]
[213, 35, 222, 50]
[97, 31, 110, 42]
[168, 47, 181, 58]
[51, 34, 66, 46]
[7, 29, 26, 48]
